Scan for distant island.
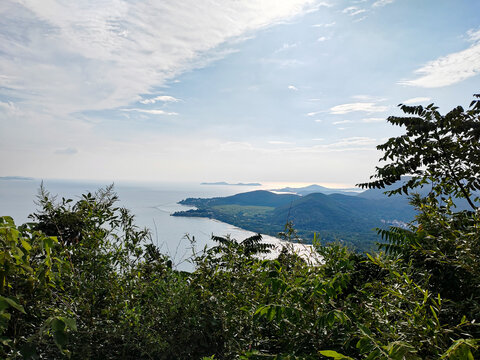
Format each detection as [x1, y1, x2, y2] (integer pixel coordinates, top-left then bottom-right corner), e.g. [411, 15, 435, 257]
[201, 181, 262, 186]
[0, 176, 34, 181]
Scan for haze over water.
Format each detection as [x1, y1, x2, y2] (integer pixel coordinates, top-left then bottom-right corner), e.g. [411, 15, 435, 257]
[1, 179, 317, 271]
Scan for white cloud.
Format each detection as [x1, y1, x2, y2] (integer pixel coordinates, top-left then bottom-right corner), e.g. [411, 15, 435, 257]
[288, 85, 298, 91]
[0, 101, 18, 114]
[317, 36, 328, 42]
[268, 140, 294, 145]
[291, 136, 377, 151]
[260, 58, 304, 68]
[342, 6, 366, 16]
[332, 120, 353, 125]
[312, 21, 335, 27]
[353, 16, 367, 23]
[275, 42, 298, 53]
[219, 136, 377, 155]
[314, 119, 323, 123]
[121, 108, 178, 115]
[362, 118, 385, 123]
[330, 102, 388, 114]
[372, 0, 395, 7]
[467, 28, 480, 42]
[352, 95, 370, 100]
[0, 0, 320, 115]
[307, 110, 323, 116]
[400, 30, 480, 88]
[327, 136, 376, 147]
[140, 95, 180, 104]
[402, 97, 431, 104]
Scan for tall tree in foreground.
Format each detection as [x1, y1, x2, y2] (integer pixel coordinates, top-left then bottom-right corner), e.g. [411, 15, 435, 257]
[358, 93, 480, 210]
[355, 94, 480, 351]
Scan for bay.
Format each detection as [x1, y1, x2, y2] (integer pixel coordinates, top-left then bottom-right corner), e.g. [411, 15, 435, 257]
[0, 179, 315, 271]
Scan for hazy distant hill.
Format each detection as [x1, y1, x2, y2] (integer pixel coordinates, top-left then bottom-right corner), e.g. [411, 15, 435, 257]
[358, 176, 477, 210]
[273, 184, 359, 196]
[201, 181, 262, 186]
[0, 176, 34, 181]
[173, 189, 416, 251]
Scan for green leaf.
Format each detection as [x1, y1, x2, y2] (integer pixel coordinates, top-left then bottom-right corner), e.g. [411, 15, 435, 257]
[51, 317, 66, 332]
[319, 350, 354, 359]
[20, 342, 39, 360]
[53, 330, 67, 349]
[60, 316, 77, 331]
[21, 239, 32, 251]
[0, 296, 26, 314]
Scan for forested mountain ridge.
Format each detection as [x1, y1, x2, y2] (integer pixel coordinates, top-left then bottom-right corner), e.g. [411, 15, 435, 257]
[174, 189, 415, 251]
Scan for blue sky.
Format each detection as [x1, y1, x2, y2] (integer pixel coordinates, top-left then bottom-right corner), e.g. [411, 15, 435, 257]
[1, 0, 479, 186]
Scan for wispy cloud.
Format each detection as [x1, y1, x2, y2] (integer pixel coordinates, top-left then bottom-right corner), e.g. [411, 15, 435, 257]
[312, 21, 335, 27]
[268, 140, 294, 145]
[399, 29, 480, 88]
[306, 110, 324, 116]
[317, 36, 328, 42]
[260, 58, 304, 68]
[330, 102, 388, 114]
[402, 97, 431, 104]
[467, 28, 480, 42]
[372, 0, 395, 7]
[288, 85, 298, 91]
[0, 0, 320, 116]
[121, 108, 178, 115]
[221, 137, 377, 154]
[342, 6, 366, 16]
[361, 117, 385, 123]
[332, 120, 353, 125]
[274, 42, 298, 53]
[140, 95, 180, 104]
[352, 95, 379, 101]
[0, 101, 18, 114]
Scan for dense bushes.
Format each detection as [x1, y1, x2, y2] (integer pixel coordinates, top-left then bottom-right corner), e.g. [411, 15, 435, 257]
[0, 185, 478, 359]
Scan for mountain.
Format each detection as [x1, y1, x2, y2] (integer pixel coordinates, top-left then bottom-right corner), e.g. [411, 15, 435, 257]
[273, 184, 360, 196]
[174, 190, 416, 252]
[357, 176, 478, 210]
[179, 190, 299, 207]
[0, 176, 34, 181]
[201, 182, 262, 186]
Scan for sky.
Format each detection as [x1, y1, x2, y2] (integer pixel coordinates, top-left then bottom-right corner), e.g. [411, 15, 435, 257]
[1, 0, 479, 187]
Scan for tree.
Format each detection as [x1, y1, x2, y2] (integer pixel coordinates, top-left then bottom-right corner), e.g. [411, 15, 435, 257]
[357, 94, 480, 210]
[356, 94, 480, 347]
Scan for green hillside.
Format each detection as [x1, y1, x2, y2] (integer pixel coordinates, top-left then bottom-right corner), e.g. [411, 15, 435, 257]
[173, 190, 416, 251]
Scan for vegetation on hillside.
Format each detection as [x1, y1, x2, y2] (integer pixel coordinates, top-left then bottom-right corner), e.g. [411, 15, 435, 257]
[174, 190, 415, 251]
[1, 94, 479, 359]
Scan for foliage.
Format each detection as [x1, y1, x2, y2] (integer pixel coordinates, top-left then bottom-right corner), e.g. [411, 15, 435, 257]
[1, 182, 479, 359]
[357, 93, 480, 210]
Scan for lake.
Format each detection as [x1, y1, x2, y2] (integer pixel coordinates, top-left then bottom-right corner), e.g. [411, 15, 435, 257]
[0, 179, 316, 271]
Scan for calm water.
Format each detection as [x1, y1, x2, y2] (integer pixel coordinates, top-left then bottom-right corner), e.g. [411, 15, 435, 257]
[0, 179, 291, 271]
